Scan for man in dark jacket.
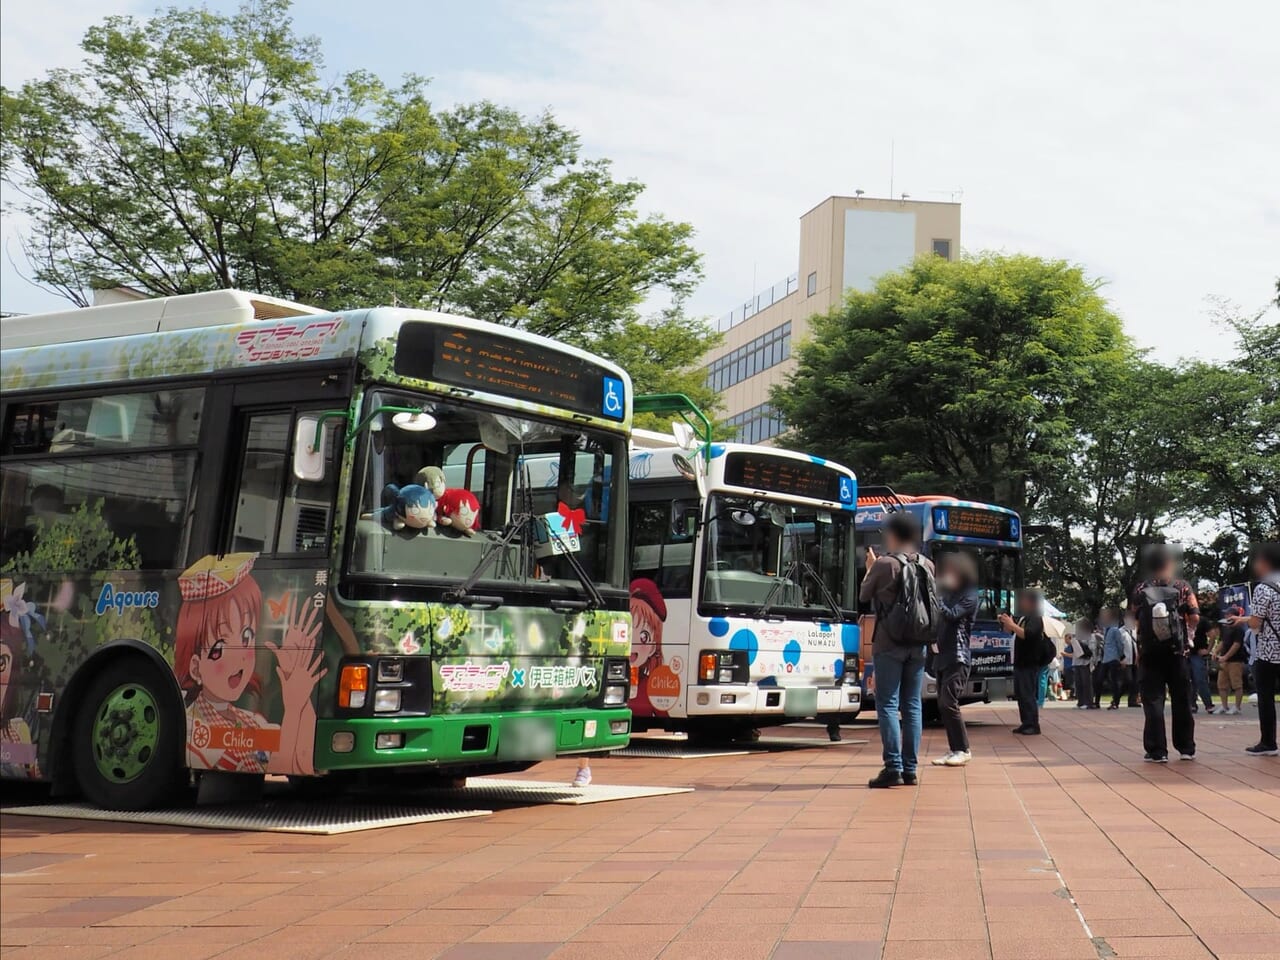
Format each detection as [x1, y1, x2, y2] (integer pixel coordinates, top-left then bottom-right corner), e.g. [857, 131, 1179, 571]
[860, 511, 934, 789]
[1131, 545, 1199, 763]
[999, 589, 1046, 735]
[931, 551, 978, 766]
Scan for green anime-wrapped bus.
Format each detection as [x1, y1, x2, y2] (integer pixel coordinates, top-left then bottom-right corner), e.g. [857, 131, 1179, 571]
[0, 290, 633, 808]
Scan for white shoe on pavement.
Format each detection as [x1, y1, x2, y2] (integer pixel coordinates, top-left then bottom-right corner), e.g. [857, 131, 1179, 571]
[1227, 706, 1241, 716]
[1210, 706, 1226, 715]
[944, 751, 972, 766]
[571, 767, 592, 787]
[932, 752, 956, 766]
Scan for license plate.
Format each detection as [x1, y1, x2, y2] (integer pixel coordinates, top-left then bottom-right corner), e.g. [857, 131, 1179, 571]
[497, 716, 557, 760]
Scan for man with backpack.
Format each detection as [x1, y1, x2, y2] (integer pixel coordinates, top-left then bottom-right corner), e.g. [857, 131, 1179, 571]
[999, 590, 1054, 735]
[1226, 542, 1280, 757]
[1130, 545, 1200, 763]
[860, 512, 936, 788]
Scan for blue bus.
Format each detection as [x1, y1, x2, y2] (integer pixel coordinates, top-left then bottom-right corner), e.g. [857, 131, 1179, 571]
[854, 489, 1023, 719]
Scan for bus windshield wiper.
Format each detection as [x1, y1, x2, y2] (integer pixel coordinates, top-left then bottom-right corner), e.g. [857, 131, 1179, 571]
[753, 571, 793, 622]
[443, 514, 531, 608]
[538, 516, 604, 610]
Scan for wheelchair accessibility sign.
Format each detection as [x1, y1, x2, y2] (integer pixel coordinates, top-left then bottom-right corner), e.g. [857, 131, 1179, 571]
[601, 376, 625, 420]
[838, 476, 854, 504]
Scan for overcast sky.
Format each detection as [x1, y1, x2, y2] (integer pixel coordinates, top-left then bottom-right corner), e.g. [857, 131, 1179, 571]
[3, 0, 1278, 362]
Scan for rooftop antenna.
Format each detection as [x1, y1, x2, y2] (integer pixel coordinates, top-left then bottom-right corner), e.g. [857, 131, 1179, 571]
[854, 189, 865, 199]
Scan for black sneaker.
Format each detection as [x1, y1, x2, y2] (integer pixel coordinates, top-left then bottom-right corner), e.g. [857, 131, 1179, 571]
[1024, 728, 1042, 736]
[902, 771, 918, 786]
[1245, 743, 1279, 757]
[1012, 726, 1030, 735]
[1107, 704, 1120, 710]
[826, 723, 842, 743]
[868, 767, 904, 788]
[1143, 753, 1168, 763]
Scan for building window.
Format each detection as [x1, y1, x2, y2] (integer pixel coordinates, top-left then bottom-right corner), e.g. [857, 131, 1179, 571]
[806, 271, 817, 296]
[704, 322, 792, 392]
[931, 239, 952, 260]
[723, 403, 785, 445]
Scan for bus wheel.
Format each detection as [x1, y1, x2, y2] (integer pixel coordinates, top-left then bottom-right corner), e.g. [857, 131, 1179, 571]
[72, 659, 185, 811]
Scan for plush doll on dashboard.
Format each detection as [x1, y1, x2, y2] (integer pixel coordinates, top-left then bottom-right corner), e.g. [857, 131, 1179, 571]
[414, 466, 481, 537]
[364, 484, 436, 532]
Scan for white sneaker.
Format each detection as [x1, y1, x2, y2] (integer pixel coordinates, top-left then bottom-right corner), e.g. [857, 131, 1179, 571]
[1210, 706, 1226, 715]
[932, 752, 957, 766]
[571, 767, 592, 787]
[944, 751, 972, 766]
[1227, 706, 1241, 716]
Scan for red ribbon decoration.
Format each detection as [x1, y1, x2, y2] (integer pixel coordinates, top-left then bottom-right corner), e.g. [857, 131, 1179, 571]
[557, 500, 586, 537]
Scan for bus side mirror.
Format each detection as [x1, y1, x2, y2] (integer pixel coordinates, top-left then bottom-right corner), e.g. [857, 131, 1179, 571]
[294, 415, 327, 482]
[673, 505, 699, 538]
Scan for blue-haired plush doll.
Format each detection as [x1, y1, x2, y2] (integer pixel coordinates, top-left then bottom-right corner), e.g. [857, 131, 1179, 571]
[366, 484, 437, 532]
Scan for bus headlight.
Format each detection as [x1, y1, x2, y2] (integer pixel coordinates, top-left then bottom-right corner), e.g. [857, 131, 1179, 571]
[603, 684, 628, 706]
[373, 688, 402, 713]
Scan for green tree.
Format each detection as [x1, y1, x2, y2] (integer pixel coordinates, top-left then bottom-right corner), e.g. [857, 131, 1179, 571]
[772, 253, 1129, 518]
[0, 0, 703, 374]
[593, 308, 723, 430]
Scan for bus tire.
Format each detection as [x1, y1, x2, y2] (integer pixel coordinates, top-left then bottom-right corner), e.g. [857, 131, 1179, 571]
[72, 657, 186, 811]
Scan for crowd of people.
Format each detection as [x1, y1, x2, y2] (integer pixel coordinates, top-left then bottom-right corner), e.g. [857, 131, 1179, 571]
[861, 519, 1280, 787]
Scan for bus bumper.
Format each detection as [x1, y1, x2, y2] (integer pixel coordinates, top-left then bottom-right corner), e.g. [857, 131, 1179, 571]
[685, 683, 861, 719]
[314, 708, 632, 771]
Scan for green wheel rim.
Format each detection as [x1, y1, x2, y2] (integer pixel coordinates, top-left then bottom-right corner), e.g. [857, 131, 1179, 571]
[91, 682, 162, 785]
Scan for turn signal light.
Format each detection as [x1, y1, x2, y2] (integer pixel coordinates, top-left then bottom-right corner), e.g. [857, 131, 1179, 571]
[700, 653, 717, 681]
[339, 664, 370, 708]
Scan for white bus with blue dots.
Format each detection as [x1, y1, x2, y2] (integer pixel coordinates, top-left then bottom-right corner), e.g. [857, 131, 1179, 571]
[624, 436, 863, 741]
[855, 489, 1023, 721]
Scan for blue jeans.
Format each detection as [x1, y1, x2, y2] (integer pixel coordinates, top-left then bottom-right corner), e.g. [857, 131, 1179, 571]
[874, 645, 926, 774]
[1188, 654, 1213, 710]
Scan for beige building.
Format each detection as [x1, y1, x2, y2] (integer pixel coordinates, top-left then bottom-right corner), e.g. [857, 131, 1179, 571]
[704, 195, 961, 443]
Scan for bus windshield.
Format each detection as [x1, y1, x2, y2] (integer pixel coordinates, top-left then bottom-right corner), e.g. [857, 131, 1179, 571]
[702, 494, 854, 618]
[931, 543, 1021, 620]
[349, 391, 625, 591]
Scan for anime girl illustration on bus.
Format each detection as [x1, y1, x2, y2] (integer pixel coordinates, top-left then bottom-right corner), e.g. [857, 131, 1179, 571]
[0, 615, 41, 780]
[630, 577, 674, 717]
[175, 554, 326, 776]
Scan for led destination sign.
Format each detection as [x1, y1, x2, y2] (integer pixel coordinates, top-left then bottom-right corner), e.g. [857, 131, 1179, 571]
[723, 452, 853, 504]
[395, 323, 625, 421]
[932, 506, 1020, 541]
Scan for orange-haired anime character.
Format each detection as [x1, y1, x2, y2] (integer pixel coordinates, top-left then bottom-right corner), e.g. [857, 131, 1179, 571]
[175, 554, 325, 775]
[0, 617, 40, 780]
[629, 578, 668, 717]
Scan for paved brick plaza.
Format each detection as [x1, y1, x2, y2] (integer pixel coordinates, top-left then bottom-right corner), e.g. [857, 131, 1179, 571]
[2, 702, 1278, 960]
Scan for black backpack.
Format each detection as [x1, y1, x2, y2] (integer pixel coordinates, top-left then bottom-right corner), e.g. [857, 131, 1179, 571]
[879, 553, 938, 647]
[1136, 581, 1185, 650]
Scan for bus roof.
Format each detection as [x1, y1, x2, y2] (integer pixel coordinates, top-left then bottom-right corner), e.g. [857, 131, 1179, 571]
[0, 289, 324, 349]
[0, 292, 632, 430]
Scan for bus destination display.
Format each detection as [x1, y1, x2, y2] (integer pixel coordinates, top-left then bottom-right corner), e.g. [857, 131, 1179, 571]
[395, 323, 624, 420]
[932, 506, 1019, 541]
[723, 452, 850, 503]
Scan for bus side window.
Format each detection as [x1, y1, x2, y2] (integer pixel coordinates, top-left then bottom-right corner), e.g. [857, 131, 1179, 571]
[229, 411, 339, 557]
[629, 500, 693, 599]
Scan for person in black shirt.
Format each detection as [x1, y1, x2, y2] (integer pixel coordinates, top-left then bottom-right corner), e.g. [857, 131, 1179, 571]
[1131, 545, 1199, 762]
[931, 551, 979, 765]
[1188, 619, 1214, 713]
[999, 589, 1045, 736]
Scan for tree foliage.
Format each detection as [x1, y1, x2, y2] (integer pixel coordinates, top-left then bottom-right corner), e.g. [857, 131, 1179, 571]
[773, 253, 1277, 614]
[0, 0, 703, 354]
[771, 253, 1129, 518]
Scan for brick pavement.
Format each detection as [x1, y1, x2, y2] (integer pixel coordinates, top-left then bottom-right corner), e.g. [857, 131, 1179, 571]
[2, 701, 1278, 960]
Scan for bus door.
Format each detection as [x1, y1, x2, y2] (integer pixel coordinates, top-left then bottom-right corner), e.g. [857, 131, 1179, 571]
[179, 374, 348, 777]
